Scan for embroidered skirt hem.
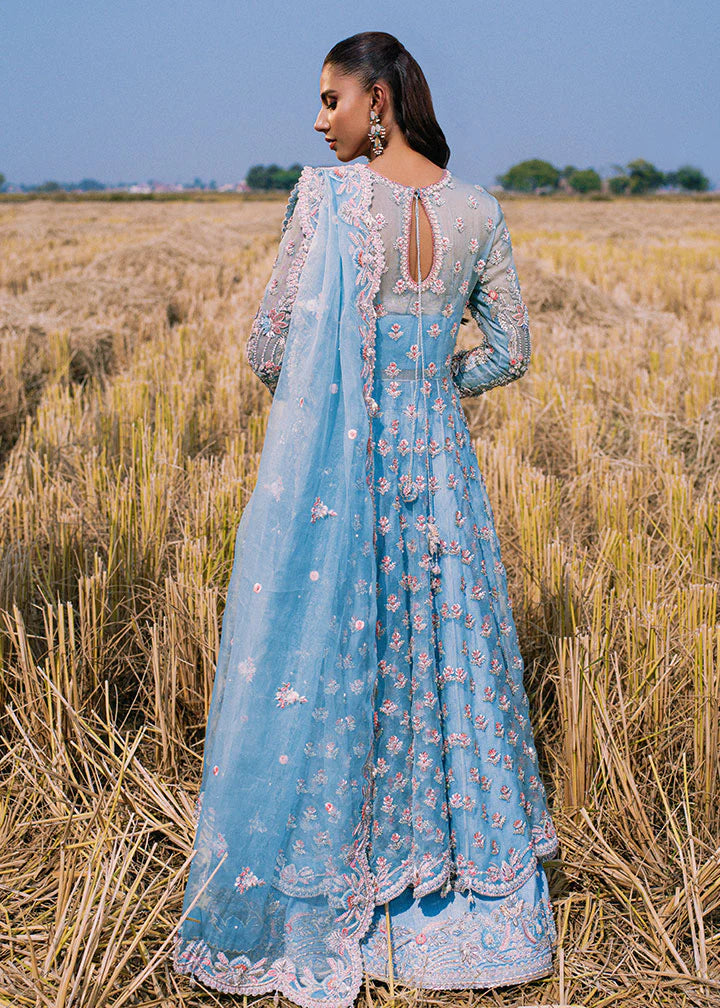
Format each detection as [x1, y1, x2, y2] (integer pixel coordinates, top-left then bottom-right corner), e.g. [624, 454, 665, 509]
[360, 862, 556, 992]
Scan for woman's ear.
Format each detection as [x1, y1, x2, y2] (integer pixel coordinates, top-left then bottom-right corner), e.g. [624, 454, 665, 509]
[371, 82, 389, 117]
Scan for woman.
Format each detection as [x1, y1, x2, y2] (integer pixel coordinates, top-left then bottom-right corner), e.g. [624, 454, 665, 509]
[173, 31, 559, 1008]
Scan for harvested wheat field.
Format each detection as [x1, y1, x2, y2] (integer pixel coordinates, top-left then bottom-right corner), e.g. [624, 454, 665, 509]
[0, 192, 719, 1008]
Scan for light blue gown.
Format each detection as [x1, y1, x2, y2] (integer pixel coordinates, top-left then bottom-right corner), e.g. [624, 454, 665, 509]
[173, 162, 559, 1008]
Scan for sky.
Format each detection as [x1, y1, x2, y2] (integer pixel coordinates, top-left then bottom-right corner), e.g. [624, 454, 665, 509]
[1, 0, 719, 189]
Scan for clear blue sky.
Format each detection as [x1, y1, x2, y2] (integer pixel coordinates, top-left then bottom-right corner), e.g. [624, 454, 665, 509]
[2, 0, 719, 188]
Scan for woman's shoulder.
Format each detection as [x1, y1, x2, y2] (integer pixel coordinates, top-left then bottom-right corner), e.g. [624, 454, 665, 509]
[296, 164, 346, 185]
[288, 166, 329, 213]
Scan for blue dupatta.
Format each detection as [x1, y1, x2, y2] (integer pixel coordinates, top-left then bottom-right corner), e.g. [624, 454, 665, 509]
[173, 166, 387, 1008]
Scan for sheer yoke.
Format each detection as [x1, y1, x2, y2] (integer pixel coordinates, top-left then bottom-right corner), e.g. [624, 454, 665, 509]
[247, 162, 532, 401]
[175, 163, 559, 1008]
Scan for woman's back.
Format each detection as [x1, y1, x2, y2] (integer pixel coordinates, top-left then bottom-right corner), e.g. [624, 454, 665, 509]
[361, 162, 490, 315]
[248, 161, 530, 404]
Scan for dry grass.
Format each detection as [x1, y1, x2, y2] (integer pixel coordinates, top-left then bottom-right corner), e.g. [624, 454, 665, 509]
[0, 193, 719, 1007]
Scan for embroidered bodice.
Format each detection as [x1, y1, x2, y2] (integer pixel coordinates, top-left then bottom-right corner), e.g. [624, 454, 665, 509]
[247, 162, 531, 402]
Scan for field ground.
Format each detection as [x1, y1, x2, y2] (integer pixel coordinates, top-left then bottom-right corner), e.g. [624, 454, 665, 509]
[1, 194, 719, 1006]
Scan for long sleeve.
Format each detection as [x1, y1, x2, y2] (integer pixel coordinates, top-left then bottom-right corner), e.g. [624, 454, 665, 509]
[450, 205, 531, 399]
[246, 181, 304, 396]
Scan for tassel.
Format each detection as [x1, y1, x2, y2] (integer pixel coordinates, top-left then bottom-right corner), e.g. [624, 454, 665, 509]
[427, 515, 441, 552]
[468, 889, 476, 910]
[440, 875, 452, 898]
[427, 516, 442, 575]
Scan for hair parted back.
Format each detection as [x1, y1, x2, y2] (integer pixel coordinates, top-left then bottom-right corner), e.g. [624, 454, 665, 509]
[324, 31, 450, 170]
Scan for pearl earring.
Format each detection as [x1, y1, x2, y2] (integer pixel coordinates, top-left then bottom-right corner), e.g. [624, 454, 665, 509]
[368, 108, 385, 157]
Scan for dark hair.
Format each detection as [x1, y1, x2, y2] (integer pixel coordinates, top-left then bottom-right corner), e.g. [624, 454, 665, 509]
[323, 32, 450, 170]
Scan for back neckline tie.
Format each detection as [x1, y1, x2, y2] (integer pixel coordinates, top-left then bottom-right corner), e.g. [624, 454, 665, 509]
[398, 189, 442, 577]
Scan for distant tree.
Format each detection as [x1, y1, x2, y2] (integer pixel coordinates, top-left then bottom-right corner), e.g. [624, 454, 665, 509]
[608, 175, 630, 194]
[559, 165, 577, 180]
[0, 171, 5, 191]
[496, 159, 560, 193]
[567, 168, 602, 193]
[674, 165, 710, 191]
[246, 163, 302, 191]
[246, 164, 271, 189]
[626, 158, 664, 194]
[209, 179, 217, 190]
[36, 180, 61, 192]
[78, 178, 105, 191]
[277, 167, 301, 190]
[193, 176, 204, 189]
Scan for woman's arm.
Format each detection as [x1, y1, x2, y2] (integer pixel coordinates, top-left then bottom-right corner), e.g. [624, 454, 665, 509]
[246, 181, 304, 396]
[450, 205, 531, 398]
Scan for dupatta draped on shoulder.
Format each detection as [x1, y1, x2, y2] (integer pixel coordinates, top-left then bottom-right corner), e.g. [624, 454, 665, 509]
[173, 166, 387, 1008]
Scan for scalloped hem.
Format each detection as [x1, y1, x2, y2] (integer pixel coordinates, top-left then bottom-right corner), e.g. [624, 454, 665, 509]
[173, 851, 558, 1008]
[172, 930, 367, 1008]
[361, 860, 557, 996]
[374, 831, 560, 904]
[172, 840, 560, 1006]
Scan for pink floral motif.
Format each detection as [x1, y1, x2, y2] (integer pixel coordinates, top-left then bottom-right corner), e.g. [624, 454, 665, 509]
[234, 867, 265, 894]
[275, 682, 308, 708]
[310, 497, 338, 522]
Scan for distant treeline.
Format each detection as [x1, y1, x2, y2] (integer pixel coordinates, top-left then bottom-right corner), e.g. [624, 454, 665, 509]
[0, 167, 299, 195]
[245, 164, 304, 191]
[0, 158, 712, 197]
[499, 158, 710, 194]
[0, 174, 223, 194]
[244, 159, 712, 194]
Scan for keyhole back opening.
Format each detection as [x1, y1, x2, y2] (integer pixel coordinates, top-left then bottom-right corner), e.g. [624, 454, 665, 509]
[408, 193, 435, 286]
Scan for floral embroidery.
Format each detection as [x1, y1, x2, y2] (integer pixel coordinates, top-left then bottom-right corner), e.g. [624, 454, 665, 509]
[247, 167, 325, 396]
[361, 871, 557, 989]
[234, 867, 265, 893]
[450, 209, 531, 399]
[275, 682, 309, 708]
[337, 166, 386, 420]
[397, 190, 446, 294]
[310, 497, 338, 521]
[238, 657, 256, 681]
